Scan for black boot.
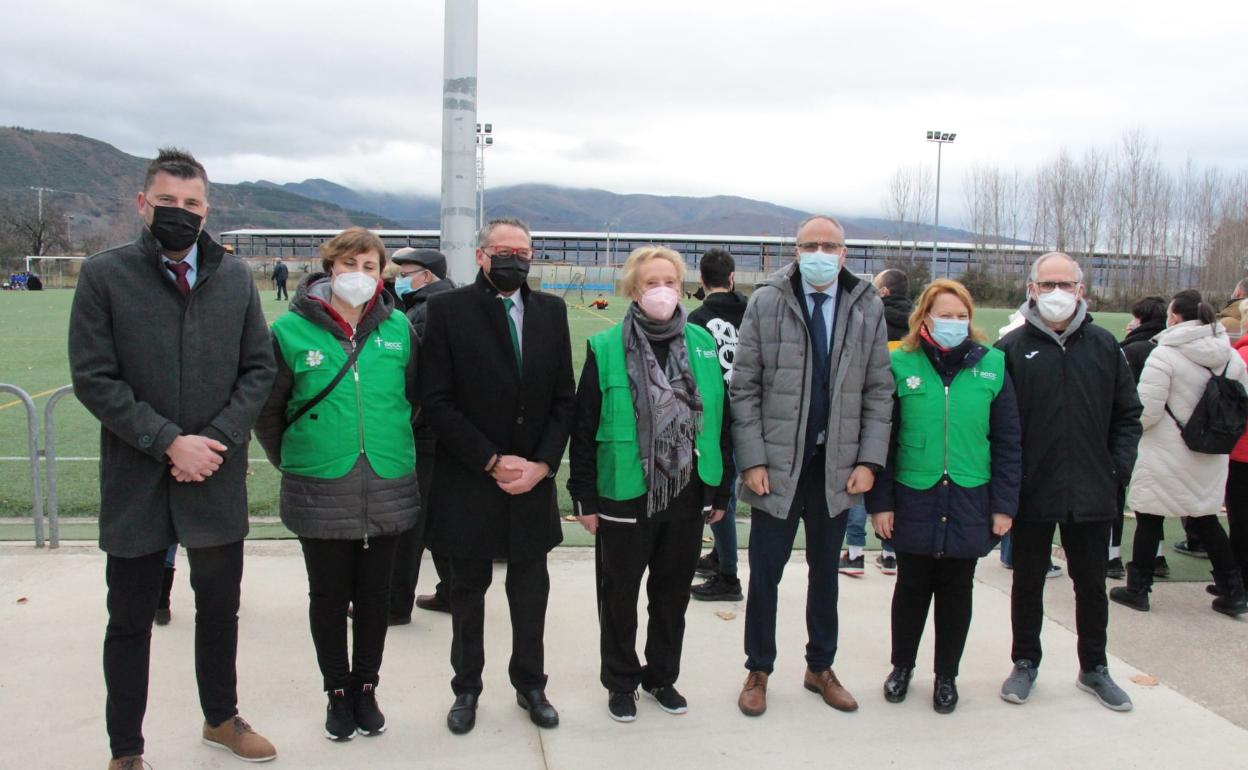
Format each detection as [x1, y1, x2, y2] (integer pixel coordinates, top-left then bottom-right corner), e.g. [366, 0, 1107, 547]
[933, 675, 959, 714]
[883, 666, 913, 703]
[1108, 562, 1152, 612]
[155, 567, 174, 625]
[1211, 570, 1248, 617]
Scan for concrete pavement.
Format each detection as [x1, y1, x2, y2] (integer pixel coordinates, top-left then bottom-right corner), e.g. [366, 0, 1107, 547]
[2, 542, 1246, 769]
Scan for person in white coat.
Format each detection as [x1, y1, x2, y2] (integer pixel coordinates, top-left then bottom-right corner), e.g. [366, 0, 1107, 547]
[1112, 289, 1248, 616]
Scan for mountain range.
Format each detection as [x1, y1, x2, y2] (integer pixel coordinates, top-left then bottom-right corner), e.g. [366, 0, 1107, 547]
[1, 126, 985, 245]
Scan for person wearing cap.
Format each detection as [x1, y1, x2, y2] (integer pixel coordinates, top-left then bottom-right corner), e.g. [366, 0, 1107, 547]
[389, 247, 458, 621]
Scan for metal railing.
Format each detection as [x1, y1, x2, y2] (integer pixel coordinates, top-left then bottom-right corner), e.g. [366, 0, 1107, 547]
[1, 383, 75, 548]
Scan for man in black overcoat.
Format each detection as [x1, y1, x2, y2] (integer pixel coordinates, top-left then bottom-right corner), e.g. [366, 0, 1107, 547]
[420, 217, 576, 735]
[68, 149, 277, 768]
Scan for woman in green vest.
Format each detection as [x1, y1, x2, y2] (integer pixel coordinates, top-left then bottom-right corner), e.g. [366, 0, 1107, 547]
[864, 279, 1022, 714]
[568, 246, 733, 723]
[254, 227, 419, 742]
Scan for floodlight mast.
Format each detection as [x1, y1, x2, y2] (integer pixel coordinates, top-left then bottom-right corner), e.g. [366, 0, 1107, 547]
[440, 0, 480, 285]
[926, 130, 957, 278]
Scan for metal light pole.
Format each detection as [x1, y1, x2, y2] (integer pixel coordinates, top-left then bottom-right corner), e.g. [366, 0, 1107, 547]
[604, 219, 619, 266]
[440, 0, 479, 286]
[475, 122, 493, 229]
[925, 130, 956, 278]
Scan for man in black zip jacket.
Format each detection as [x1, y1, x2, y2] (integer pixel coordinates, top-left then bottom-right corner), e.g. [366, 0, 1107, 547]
[995, 252, 1142, 713]
[688, 248, 748, 601]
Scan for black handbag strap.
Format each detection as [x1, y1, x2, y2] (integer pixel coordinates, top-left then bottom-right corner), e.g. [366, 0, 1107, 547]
[287, 341, 364, 426]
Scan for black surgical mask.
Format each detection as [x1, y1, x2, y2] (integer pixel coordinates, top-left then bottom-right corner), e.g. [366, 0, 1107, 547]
[487, 256, 530, 293]
[148, 204, 203, 252]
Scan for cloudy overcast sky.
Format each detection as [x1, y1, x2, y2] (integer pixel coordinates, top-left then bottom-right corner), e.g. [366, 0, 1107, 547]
[3, 0, 1247, 223]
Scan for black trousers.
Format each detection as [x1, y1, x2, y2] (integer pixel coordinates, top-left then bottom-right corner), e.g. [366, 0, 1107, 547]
[448, 556, 549, 696]
[104, 541, 243, 759]
[1225, 461, 1248, 581]
[299, 534, 400, 691]
[1132, 513, 1237, 578]
[1010, 518, 1110, 671]
[389, 450, 451, 617]
[891, 552, 977, 677]
[595, 513, 704, 693]
[275, 279, 288, 300]
[744, 450, 848, 674]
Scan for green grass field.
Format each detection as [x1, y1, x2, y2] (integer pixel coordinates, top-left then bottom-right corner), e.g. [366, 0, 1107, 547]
[0, 290, 1134, 522]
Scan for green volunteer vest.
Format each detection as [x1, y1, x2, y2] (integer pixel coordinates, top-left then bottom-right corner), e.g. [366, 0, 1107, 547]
[891, 345, 1005, 490]
[271, 309, 415, 479]
[589, 322, 724, 501]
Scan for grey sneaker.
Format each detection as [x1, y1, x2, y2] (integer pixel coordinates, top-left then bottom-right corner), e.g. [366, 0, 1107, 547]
[1076, 666, 1133, 712]
[1000, 660, 1038, 704]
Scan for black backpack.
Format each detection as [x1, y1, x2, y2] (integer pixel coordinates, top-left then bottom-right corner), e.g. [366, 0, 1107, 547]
[1166, 362, 1248, 454]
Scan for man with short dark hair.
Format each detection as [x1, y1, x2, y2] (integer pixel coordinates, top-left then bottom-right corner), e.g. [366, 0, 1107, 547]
[688, 247, 748, 601]
[271, 257, 289, 301]
[69, 148, 277, 768]
[420, 217, 575, 735]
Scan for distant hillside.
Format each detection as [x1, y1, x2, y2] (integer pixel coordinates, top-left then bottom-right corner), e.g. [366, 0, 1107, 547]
[0, 127, 400, 242]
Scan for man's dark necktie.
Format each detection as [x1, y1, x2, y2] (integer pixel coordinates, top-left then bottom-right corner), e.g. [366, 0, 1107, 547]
[805, 292, 830, 459]
[165, 261, 191, 297]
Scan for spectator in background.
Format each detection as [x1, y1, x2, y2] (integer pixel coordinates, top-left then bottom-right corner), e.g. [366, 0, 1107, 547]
[1111, 289, 1248, 617]
[1110, 295, 1173, 580]
[840, 268, 910, 577]
[390, 247, 457, 620]
[272, 257, 289, 301]
[689, 247, 748, 601]
[69, 148, 277, 767]
[568, 246, 731, 722]
[867, 279, 1021, 714]
[254, 227, 420, 741]
[995, 252, 1141, 713]
[590, 293, 611, 310]
[730, 215, 893, 718]
[1215, 277, 1248, 341]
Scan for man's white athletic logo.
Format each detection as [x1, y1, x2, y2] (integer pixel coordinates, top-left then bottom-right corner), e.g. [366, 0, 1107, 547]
[1025, 351, 1039, 360]
[705, 318, 738, 385]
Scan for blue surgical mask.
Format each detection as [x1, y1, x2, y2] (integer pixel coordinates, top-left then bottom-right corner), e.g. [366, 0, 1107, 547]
[395, 275, 414, 297]
[929, 317, 969, 349]
[797, 252, 840, 287]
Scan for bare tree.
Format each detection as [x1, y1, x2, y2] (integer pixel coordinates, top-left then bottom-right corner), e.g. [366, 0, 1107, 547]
[0, 191, 70, 260]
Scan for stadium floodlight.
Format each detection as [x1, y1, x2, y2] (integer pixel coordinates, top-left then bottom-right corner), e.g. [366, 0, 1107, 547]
[476, 122, 495, 228]
[925, 130, 958, 278]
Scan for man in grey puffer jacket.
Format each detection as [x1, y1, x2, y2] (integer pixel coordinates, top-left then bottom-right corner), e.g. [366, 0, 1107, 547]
[730, 215, 893, 717]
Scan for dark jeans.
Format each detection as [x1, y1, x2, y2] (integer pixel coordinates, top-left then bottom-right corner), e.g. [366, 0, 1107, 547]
[299, 534, 400, 691]
[710, 466, 739, 576]
[1132, 513, 1236, 578]
[744, 451, 848, 674]
[1225, 461, 1248, 581]
[390, 450, 450, 617]
[448, 556, 549, 696]
[1010, 518, 1109, 672]
[891, 552, 977, 677]
[596, 513, 703, 692]
[104, 541, 243, 759]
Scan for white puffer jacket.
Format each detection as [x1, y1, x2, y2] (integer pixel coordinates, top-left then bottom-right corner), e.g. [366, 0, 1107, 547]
[1127, 321, 1248, 517]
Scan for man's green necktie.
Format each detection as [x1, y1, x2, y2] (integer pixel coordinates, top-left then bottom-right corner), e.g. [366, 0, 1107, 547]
[501, 297, 521, 371]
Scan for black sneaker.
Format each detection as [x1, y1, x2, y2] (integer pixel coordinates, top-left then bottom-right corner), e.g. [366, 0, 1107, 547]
[354, 683, 386, 736]
[838, 552, 865, 576]
[1174, 540, 1209, 559]
[691, 574, 743, 602]
[875, 553, 898, 575]
[694, 551, 719, 578]
[324, 689, 355, 741]
[1153, 555, 1171, 579]
[643, 685, 688, 714]
[1106, 557, 1125, 580]
[608, 690, 638, 722]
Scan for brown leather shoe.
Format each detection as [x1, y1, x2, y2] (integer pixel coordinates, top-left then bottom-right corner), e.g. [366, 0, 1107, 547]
[107, 758, 150, 770]
[415, 592, 451, 613]
[738, 671, 768, 716]
[202, 715, 277, 762]
[803, 667, 859, 711]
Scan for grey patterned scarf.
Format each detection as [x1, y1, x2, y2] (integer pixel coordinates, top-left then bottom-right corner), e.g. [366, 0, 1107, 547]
[622, 302, 703, 515]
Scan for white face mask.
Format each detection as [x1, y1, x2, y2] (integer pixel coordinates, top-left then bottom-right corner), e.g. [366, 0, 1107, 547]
[1035, 287, 1078, 323]
[331, 271, 377, 307]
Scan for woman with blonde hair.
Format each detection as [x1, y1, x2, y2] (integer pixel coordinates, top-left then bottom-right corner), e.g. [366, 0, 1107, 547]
[866, 279, 1022, 713]
[568, 246, 732, 723]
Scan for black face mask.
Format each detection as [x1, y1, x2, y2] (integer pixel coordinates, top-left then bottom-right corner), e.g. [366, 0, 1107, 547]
[487, 256, 530, 293]
[148, 204, 203, 252]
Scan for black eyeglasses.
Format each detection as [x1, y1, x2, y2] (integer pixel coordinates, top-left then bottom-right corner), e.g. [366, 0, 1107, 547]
[1034, 281, 1079, 293]
[796, 241, 845, 254]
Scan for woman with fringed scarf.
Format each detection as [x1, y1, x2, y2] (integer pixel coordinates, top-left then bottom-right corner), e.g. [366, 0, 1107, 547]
[568, 246, 734, 724]
[865, 279, 1022, 715]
